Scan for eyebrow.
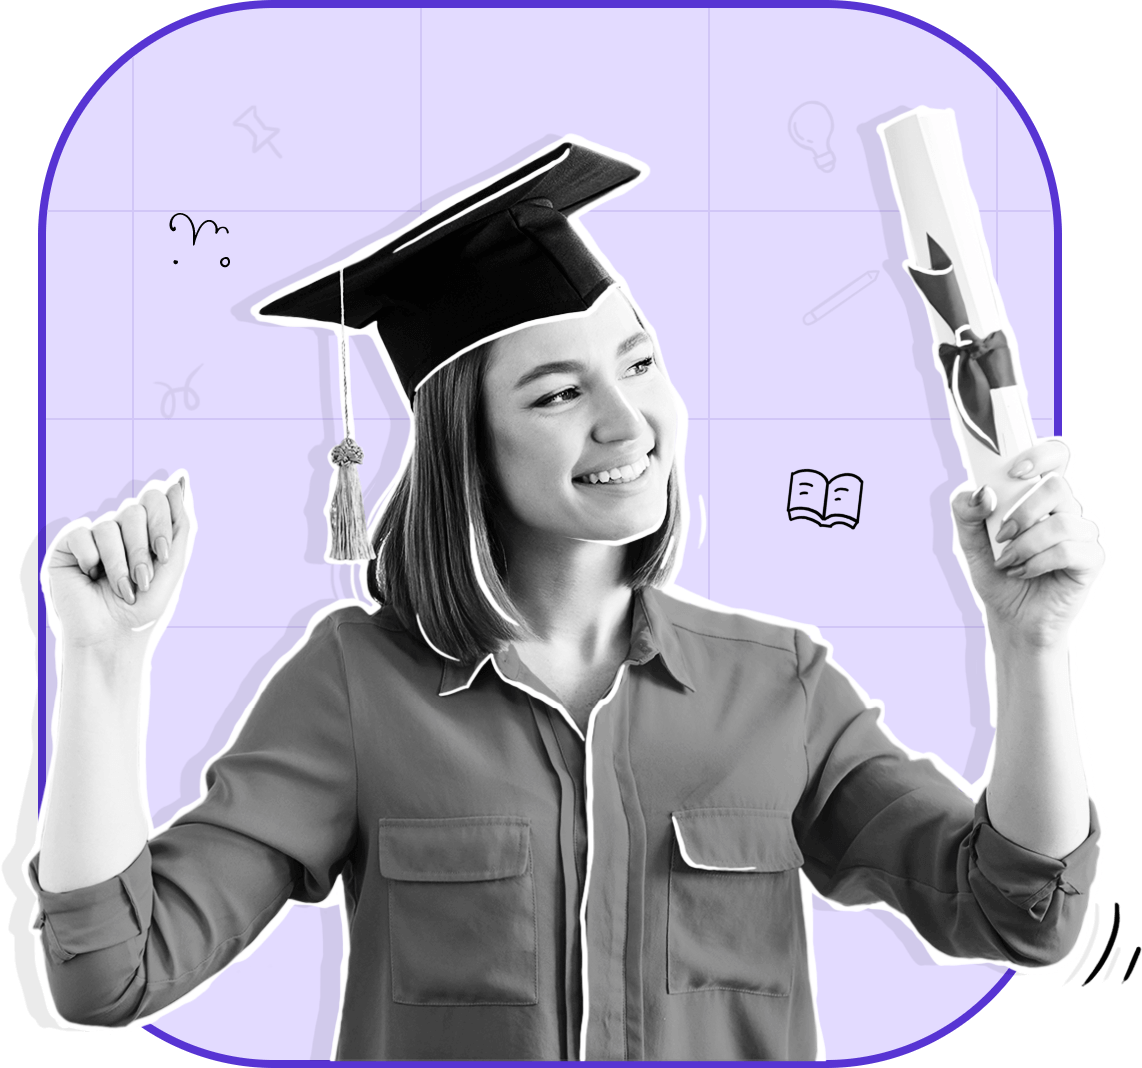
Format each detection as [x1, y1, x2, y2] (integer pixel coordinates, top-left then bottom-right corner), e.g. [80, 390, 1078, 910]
[512, 330, 654, 390]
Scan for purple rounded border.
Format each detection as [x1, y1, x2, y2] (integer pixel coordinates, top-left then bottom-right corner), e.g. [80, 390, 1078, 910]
[35, 1, 1057, 1063]
[145, 965, 1014, 1066]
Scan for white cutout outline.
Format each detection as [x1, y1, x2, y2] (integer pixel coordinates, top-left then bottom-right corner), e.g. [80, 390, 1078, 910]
[670, 815, 757, 872]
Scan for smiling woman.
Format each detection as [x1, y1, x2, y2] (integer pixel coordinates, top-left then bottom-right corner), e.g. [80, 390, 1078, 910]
[33, 137, 1103, 1062]
[366, 290, 683, 670]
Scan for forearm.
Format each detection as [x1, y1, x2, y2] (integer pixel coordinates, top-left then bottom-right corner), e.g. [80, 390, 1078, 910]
[38, 638, 152, 892]
[986, 626, 1089, 859]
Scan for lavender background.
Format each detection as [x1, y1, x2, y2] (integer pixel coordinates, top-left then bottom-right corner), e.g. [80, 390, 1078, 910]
[42, 5, 1054, 1061]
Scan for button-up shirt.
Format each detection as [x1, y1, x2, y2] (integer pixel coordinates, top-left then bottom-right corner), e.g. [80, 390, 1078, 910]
[31, 587, 1099, 1060]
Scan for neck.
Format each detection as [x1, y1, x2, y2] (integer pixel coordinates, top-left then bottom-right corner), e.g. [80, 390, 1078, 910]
[502, 529, 633, 663]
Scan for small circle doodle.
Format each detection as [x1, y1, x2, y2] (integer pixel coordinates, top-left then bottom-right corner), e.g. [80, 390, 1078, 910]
[220, 257, 231, 268]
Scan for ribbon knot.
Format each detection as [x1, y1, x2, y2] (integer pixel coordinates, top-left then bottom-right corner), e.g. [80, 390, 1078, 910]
[907, 236, 1017, 455]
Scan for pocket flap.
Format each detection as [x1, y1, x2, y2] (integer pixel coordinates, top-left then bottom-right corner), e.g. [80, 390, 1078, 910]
[672, 808, 803, 872]
[378, 816, 530, 882]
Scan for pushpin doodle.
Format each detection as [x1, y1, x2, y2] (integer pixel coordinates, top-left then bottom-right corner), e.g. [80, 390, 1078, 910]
[789, 101, 836, 172]
[170, 213, 230, 266]
[156, 364, 202, 419]
[787, 469, 863, 528]
[233, 105, 282, 158]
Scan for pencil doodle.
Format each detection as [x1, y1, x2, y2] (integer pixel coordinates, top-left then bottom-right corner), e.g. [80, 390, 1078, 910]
[155, 364, 203, 419]
[803, 270, 878, 325]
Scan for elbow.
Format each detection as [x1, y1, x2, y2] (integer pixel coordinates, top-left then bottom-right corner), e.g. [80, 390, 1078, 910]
[45, 957, 148, 1028]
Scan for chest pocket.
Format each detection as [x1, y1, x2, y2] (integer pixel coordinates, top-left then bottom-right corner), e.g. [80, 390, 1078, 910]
[668, 808, 804, 997]
[378, 816, 537, 1006]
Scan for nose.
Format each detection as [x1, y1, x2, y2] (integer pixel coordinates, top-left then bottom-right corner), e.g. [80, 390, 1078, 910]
[590, 378, 647, 444]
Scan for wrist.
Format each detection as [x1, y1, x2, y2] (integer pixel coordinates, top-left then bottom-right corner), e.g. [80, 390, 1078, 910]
[986, 612, 1070, 660]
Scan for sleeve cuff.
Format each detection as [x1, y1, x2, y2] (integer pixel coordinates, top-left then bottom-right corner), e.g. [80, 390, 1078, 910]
[28, 848, 153, 965]
[972, 792, 1100, 921]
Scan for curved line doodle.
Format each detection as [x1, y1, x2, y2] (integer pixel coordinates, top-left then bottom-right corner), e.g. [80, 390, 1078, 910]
[1123, 946, 1140, 983]
[169, 213, 230, 246]
[1082, 901, 1120, 985]
[155, 364, 203, 419]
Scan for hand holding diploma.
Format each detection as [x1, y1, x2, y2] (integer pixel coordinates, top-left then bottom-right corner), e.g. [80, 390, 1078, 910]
[951, 440, 1103, 652]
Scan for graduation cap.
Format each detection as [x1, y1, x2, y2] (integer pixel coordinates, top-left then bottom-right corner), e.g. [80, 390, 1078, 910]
[255, 136, 647, 562]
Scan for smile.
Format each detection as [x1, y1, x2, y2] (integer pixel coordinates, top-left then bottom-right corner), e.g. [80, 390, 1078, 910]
[574, 452, 652, 485]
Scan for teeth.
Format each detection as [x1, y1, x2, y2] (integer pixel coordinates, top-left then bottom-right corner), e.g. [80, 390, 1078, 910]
[579, 453, 651, 485]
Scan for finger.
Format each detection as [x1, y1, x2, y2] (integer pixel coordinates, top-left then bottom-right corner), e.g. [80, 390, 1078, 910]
[951, 485, 998, 560]
[1004, 538, 1105, 581]
[994, 473, 1081, 541]
[168, 475, 189, 542]
[92, 520, 134, 604]
[117, 503, 153, 594]
[1006, 438, 1070, 480]
[141, 488, 174, 566]
[994, 514, 1098, 570]
[59, 526, 101, 579]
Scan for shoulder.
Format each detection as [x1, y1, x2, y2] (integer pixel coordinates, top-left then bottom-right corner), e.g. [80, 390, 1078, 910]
[267, 601, 414, 680]
[304, 600, 409, 645]
[649, 584, 817, 655]
[646, 586, 833, 687]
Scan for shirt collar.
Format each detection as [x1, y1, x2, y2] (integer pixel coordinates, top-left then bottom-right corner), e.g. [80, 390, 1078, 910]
[436, 585, 695, 697]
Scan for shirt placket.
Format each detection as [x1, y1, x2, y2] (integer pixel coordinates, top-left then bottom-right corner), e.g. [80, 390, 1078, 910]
[497, 652, 634, 1061]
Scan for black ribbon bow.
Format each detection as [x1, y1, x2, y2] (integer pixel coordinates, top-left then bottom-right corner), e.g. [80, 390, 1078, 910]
[907, 235, 1015, 455]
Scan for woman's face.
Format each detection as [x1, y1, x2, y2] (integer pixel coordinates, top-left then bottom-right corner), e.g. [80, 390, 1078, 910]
[482, 287, 679, 549]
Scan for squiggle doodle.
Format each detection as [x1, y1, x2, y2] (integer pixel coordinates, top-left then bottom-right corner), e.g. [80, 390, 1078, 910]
[169, 213, 230, 246]
[156, 364, 203, 419]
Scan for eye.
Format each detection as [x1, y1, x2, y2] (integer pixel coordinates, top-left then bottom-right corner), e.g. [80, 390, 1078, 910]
[625, 354, 656, 377]
[534, 385, 580, 408]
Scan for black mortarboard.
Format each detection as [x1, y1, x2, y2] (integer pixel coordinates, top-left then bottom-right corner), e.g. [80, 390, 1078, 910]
[256, 136, 647, 400]
[253, 136, 647, 562]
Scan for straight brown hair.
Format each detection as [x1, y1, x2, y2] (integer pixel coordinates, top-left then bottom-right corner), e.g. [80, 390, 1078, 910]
[367, 340, 682, 663]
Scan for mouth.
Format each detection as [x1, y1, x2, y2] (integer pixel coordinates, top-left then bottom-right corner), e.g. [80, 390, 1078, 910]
[573, 450, 654, 487]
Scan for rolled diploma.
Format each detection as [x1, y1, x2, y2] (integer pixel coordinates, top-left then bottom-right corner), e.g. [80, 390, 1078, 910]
[879, 106, 1039, 559]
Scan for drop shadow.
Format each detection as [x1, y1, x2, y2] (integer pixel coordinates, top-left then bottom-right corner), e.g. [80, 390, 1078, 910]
[310, 905, 345, 1059]
[856, 108, 994, 784]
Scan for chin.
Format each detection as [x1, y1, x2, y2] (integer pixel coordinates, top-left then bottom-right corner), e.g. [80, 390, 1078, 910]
[578, 508, 668, 547]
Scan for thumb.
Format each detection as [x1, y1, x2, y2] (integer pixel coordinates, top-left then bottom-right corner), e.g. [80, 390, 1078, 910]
[951, 485, 997, 563]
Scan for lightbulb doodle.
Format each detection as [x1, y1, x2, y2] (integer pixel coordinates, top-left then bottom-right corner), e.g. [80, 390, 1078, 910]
[233, 105, 283, 158]
[788, 101, 836, 172]
[169, 213, 230, 267]
[803, 270, 879, 325]
[787, 470, 863, 528]
[155, 364, 203, 419]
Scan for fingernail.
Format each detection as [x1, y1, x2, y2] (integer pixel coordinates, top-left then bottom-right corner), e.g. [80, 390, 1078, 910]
[971, 486, 987, 506]
[1009, 459, 1034, 478]
[134, 564, 151, 593]
[1007, 566, 1027, 578]
[118, 577, 136, 605]
[178, 476, 186, 493]
[155, 536, 170, 564]
[87, 565, 101, 581]
[996, 520, 1018, 542]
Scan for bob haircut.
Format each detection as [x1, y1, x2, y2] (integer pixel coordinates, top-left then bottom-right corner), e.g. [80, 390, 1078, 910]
[367, 333, 683, 664]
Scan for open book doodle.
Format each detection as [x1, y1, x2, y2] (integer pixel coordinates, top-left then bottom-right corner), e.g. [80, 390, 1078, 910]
[787, 470, 863, 528]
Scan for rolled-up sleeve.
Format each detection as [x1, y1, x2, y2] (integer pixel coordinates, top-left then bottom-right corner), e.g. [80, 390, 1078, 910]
[29, 612, 359, 1025]
[792, 628, 1098, 967]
